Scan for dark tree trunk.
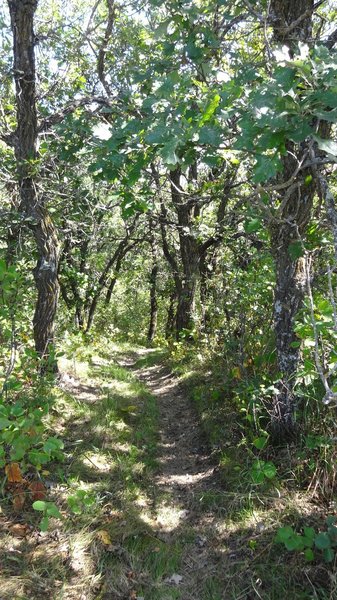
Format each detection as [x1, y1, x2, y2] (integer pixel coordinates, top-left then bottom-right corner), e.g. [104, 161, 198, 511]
[8, 0, 60, 368]
[170, 169, 200, 336]
[270, 0, 314, 45]
[165, 290, 177, 340]
[85, 240, 128, 332]
[105, 250, 125, 305]
[147, 220, 158, 343]
[268, 0, 316, 438]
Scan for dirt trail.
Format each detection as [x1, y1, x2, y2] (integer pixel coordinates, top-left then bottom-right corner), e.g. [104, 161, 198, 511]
[128, 353, 228, 599]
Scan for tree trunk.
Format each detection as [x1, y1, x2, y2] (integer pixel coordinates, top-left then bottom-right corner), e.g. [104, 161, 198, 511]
[165, 290, 177, 340]
[268, 0, 316, 438]
[8, 0, 60, 368]
[147, 220, 158, 343]
[170, 169, 200, 336]
[270, 0, 314, 45]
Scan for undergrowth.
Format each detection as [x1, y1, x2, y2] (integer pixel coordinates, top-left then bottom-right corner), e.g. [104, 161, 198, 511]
[1, 338, 337, 599]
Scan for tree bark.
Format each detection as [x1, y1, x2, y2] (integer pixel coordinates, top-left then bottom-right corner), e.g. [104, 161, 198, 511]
[147, 219, 158, 343]
[8, 0, 60, 368]
[165, 290, 177, 340]
[170, 169, 200, 336]
[268, 0, 316, 438]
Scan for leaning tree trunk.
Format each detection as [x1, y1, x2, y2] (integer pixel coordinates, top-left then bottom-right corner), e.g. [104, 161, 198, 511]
[268, 0, 315, 438]
[8, 0, 60, 367]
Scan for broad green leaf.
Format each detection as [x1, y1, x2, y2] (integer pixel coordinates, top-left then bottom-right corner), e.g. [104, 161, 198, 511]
[323, 548, 335, 562]
[303, 527, 315, 541]
[315, 533, 331, 550]
[313, 136, 337, 158]
[263, 461, 276, 479]
[252, 436, 268, 450]
[245, 219, 262, 234]
[200, 94, 221, 125]
[285, 536, 303, 551]
[159, 139, 179, 167]
[198, 126, 222, 146]
[33, 500, 46, 511]
[46, 503, 62, 518]
[304, 548, 315, 561]
[145, 125, 169, 145]
[276, 526, 294, 542]
[253, 155, 282, 183]
[40, 516, 49, 532]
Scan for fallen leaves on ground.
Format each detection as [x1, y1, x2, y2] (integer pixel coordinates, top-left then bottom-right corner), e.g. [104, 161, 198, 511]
[9, 523, 29, 538]
[12, 485, 26, 511]
[5, 463, 24, 483]
[29, 480, 47, 501]
[96, 530, 112, 545]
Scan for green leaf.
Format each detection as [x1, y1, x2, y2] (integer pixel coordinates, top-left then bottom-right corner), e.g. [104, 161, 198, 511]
[313, 136, 337, 158]
[40, 516, 49, 532]
[304, 548, 315, 561]
[314, 109, 337, 123]
[253, 155, 282, 183]
[185, 41, 203, 60]
[200, 94, 221, 125]
[145, 125, 169, 145]
[276, 526, 294, 543]
[33, 500, 47, 512]
[252, 436, 268, 450]
[43, 437, 64, 453]
[274, 67, 296, 91]
[315, 533, 331, 550]
[303, 527, 316, 541]
[198, 126, 222, 146]
[289, 122, 313, 143]
[285, 535, 304, 551]
[159, 139, 179, 167]
[323, 547, 335, 563]
[28, 450, 50, 466]
[245, 219, 262, 234]
[46, 503, 62, 518]
[263, 461, 276, 479]
[0, 418, 11, 430]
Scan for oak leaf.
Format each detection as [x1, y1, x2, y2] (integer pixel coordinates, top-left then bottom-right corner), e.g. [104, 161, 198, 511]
[5, 463, 24, 483]
[12, 485, 26, 511]
[29, 481, 47, 501]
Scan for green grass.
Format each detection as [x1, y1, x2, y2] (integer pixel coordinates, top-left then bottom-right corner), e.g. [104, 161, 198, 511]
[2, 341, 337, 600]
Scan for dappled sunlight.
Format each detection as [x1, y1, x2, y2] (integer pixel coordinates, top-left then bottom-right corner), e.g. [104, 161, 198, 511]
[156, 466, 216, 488]
[82, 452, 113, 473]
[153, 504, 190, 532]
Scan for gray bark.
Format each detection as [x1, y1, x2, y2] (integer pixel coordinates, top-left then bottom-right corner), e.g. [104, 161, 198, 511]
[8, 0, 60, 368]
[268, 0, 316, 438]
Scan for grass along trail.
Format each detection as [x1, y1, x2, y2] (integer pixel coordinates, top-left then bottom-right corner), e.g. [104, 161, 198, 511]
[1, 345, 320, 600]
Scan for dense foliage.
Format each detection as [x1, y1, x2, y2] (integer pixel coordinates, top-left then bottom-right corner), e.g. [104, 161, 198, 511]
[1, 0, 337, 597]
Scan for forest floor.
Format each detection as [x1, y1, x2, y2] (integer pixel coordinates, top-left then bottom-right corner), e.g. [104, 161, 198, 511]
[0, 345, 334, 600]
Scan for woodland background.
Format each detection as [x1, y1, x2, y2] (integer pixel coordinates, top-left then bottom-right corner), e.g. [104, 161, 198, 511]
[1, 0, 337, 598]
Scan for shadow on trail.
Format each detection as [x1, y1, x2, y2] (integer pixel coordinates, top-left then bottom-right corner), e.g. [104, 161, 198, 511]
[0, 349, 334, 600]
